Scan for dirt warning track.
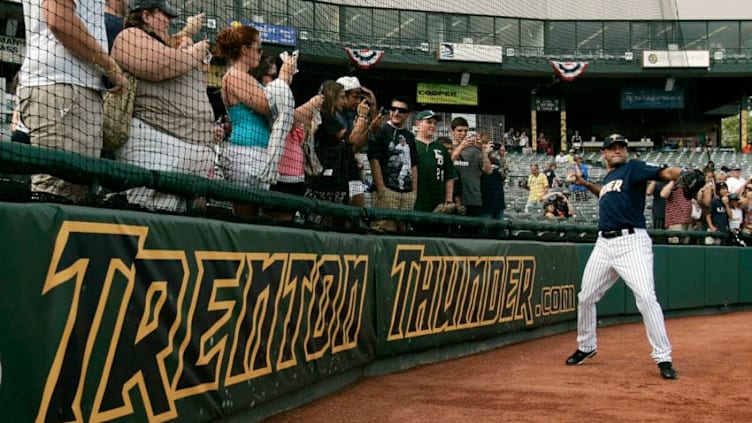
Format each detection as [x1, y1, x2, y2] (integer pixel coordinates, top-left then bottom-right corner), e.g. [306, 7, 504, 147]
[267, 311, 752, 423]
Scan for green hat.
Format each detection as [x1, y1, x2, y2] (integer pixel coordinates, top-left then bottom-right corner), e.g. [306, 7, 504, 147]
[415, 110, 439, 121]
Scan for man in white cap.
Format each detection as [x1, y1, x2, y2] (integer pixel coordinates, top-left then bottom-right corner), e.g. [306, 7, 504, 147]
[335, 76, 378, 208]
[725, 164, 747, 196]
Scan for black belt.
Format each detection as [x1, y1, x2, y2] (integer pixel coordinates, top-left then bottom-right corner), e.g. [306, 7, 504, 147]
[600, 228, 635, 238]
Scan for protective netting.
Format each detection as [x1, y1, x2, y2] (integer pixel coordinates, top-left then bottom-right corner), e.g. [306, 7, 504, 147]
[1, 0, 751, 242]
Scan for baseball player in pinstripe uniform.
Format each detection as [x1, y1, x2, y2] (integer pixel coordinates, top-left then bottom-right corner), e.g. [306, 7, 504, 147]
[565, 134, 682, 380]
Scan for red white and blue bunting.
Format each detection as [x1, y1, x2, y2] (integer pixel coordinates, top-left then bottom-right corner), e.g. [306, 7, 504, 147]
[344, 48, 385, 70]
[550, 61, 589, 82]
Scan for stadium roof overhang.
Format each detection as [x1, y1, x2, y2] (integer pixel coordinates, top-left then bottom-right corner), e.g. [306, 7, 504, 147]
[704, 102, 742, 117]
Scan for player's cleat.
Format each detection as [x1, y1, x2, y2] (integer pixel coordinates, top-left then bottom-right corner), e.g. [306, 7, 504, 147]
[566, 349, 597, 365]
[658, 362, 678, 379]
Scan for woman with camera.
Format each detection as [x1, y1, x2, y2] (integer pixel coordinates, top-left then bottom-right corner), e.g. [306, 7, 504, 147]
[541, 190, 574, 219]
[212, 25, 297, 218]
[111, 0, 215, 212]
[480, 137, 507, 220]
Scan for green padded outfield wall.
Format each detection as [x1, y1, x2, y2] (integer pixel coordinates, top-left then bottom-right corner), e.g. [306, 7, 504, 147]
[0, 202, 749, 422]
[374, 238, 578, 357]
[0, 203, 376, 423]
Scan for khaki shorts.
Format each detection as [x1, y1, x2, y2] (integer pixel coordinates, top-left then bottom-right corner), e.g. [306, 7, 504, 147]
[370, 188, 416, 232]
[19, 84, 103, 202]
[666, 223, 690, 245]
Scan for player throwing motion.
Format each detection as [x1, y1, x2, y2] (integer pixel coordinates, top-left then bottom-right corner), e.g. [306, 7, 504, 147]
[565, 134, 682, 380]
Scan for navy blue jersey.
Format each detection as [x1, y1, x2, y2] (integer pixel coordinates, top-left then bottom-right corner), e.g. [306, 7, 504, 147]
[598, 160, 661, 231]
[708, 198, 730, 233]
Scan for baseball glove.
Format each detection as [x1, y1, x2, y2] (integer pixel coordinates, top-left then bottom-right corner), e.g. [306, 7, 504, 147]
[678, 169, 705, 199]
[432, 203, 468, 215]
[432, 202, 456, 214]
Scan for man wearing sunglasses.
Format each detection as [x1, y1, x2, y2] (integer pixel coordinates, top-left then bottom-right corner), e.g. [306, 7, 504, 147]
[368, 96, 418, 232]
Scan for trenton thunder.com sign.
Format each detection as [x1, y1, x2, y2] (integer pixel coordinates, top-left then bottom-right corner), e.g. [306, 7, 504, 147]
[1, 215, 578, 422]
[381, 244, 576, 355]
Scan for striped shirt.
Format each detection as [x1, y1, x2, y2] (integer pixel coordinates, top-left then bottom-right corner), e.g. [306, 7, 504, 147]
[664, 186, 693, 227]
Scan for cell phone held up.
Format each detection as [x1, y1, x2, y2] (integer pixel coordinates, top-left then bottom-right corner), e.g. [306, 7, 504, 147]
[279, 50, 299, 61]
[279, 50, 299, 74]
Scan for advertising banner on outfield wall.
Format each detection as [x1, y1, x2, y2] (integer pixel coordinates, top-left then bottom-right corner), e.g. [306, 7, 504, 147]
[374, 238, 579, 357]
[0, 204, 374, 423]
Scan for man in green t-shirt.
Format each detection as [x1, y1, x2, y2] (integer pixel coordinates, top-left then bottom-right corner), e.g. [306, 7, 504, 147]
[413, 110, 455, 213]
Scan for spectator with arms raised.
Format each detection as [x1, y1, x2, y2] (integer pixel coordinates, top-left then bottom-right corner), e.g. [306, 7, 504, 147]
[111, 0, 215, 212]
[335, 76, 376, 209]
[660, 175, 693, 244]
[304, 80, 367, 227]
[452, 127, 493, 217]
[105, 0, 204, 52]
[211, 25, 296, 218]
[251, 54, 323, 221]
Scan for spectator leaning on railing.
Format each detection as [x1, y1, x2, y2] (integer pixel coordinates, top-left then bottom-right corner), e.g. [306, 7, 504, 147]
[111, 0, 215, 212]
[19, 0, 127, 204]
[413, 110, 455, 214]
[304, 80, 365, 227]
[368, 95, 418, 233]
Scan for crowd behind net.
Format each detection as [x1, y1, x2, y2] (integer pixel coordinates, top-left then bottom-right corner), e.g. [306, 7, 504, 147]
[1, 0, 751, 243]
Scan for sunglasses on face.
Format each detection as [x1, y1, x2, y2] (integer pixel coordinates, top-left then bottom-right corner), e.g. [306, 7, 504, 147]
[390, 106, 409, 114]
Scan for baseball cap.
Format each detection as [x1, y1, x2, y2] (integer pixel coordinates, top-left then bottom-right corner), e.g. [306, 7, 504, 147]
[602, 133, 628, 149]
[573, 155, 582, 161]
[716, 182, 728, 191]
[729, 193, 740, 201]
[336, 76, 362, 92]
[732, 163, 742, 170]
[129, 0, 178, 17]
[415, 110, 439, 121]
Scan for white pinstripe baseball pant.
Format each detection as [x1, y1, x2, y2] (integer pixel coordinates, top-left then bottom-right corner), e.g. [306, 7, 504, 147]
[576, 229, 672, 363]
